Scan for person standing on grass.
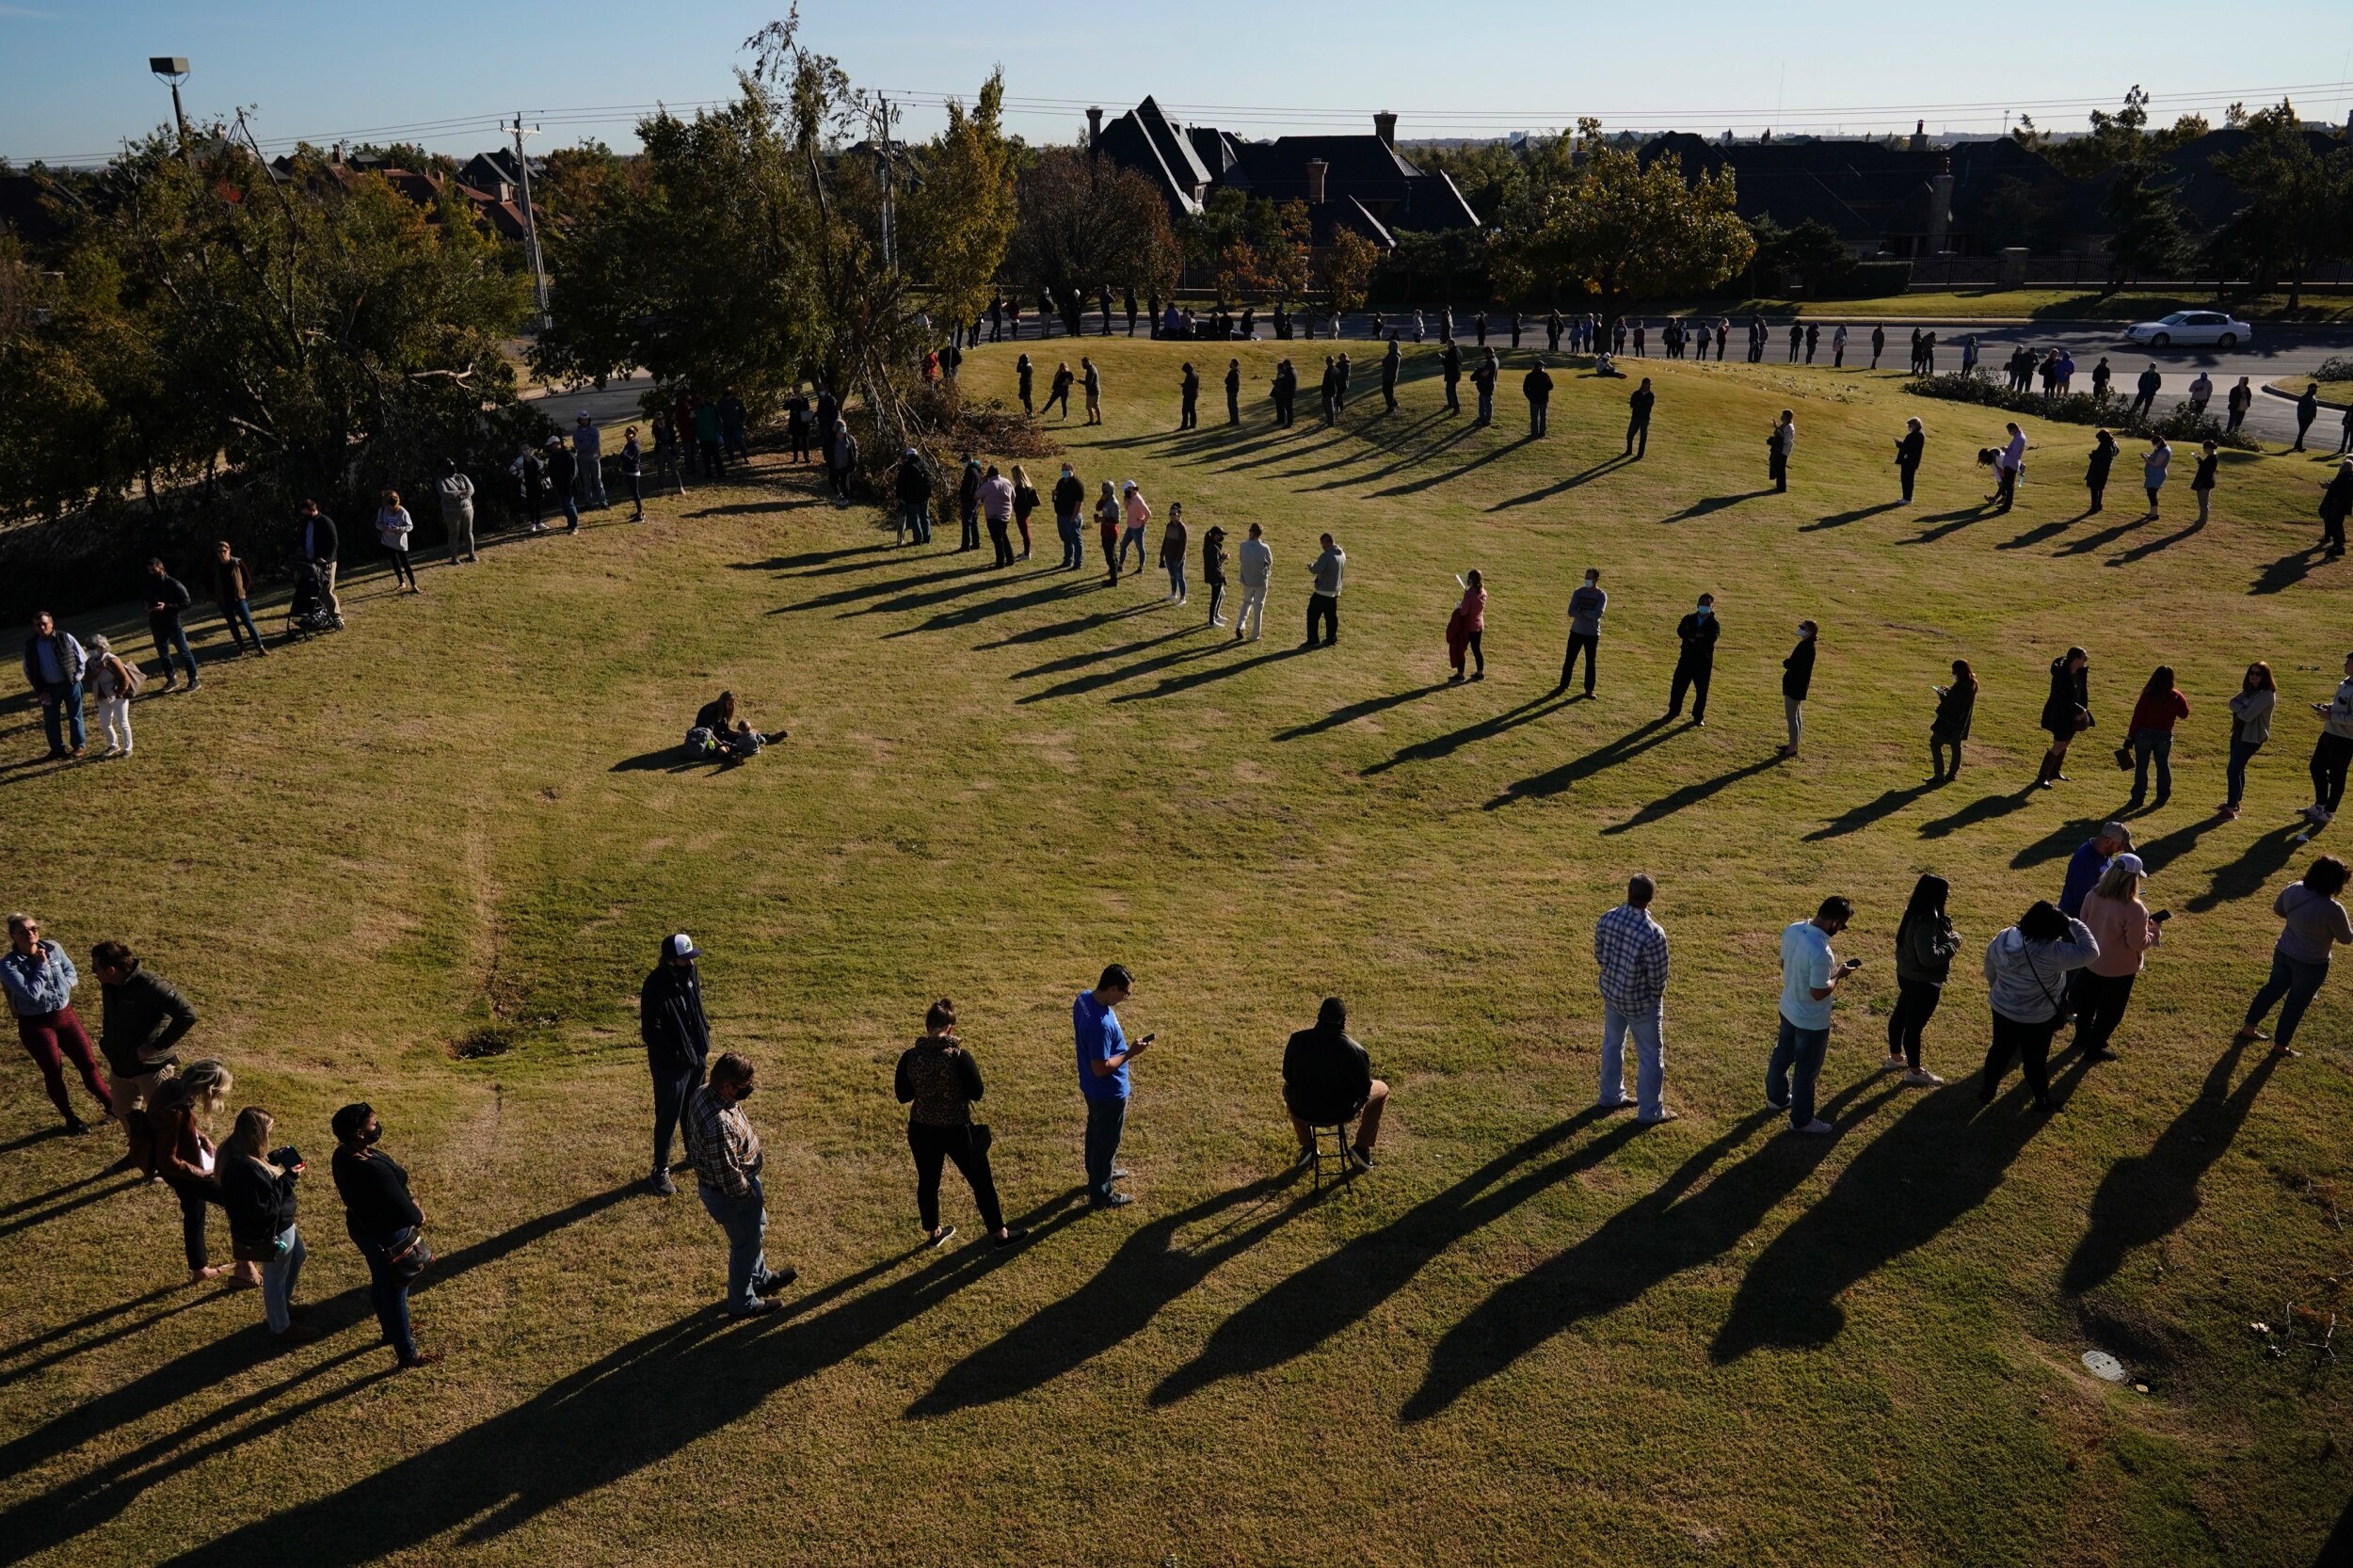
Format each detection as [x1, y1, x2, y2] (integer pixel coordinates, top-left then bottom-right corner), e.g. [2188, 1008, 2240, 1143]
[1095, 481, 1122, 584]
[221, 1108, 313, 1343]
[1202, 525, 1229, 629]
[85, 635, 136, 759]
[1010, 465, 1038, 563]
[1594, 873, 1676, 1123]
[91, 939, 192, 1172]
[653, 416, 687, 494]
[1305, 532, 1345, 649]
[1473, 348, 1498, 424]
[575, 411, 607, 510]
[22, 611, 87, 760]
[824, 419, 857, 509]
[682, 1051, 795, 1316]
[1045, 361, 1074, 421]
[2124, 664, 2190, 810]
[376, 490, 420, 594]
[145, 558, 200, 692]
[436, 461, 477, 562]
[1224, 359, 1242, 425]
[1769, 410, 1796, 493]
[1523, 359, 1554, 437]
[1887, 874, 1958, 1087]
[211, 541, 268, 657]
[1990, 424, 2026, 513]
[1052, 462, 1083, 570]
[1272, 359, 1297, 427]
[2226, 376, 2252, 433]
[1319, 356, 1338, 425]
[1082, 357, 1103, 425]
[2237, 856, 2353, 1056]
[1441, 339, 1463, 415]
[2074, 855, 2164, 1063]
[2223, 661, 2278, 820]
[541, 438, 580, 535]
[641, 933, 712, 1197]
[2189, 439, 2219, 524]
[1118, 481, 1152, 578]
[892, 447, 933, 548]
[619, 429, 645, 522]
[1179, 361, 1199, 430]
[1015, 354, 1034, 418]
[1284, 997, 1389, 1169]
[2085, 429, 2119, 515]
[1894, 417, 1926, 504]
[5, 912, 110, 1137]
[1770, 896, 1863, 1135]
[2060, 822, 2134, 921]
[1781, 620, 1817, 760]
[1666, 594, 1721, 726]
[896, 1000, 1027, 1250]
[1625, 377, 1654, 459]
[2295, 384, 2319, 452]
[1981, 901, 2100, 1112]
[1553, 568, 1608, 697]
[981, 464, 1016, 569]
[1447, 569, 1486, 682]
[2137, 435, 2172, 520]
[1930, 659, 1977, 783]
[1381, 336, 1401, 413]
[1160, 502, 1190, 606]
[694, 395, 727, 478]
[2323, 459, 2353, 558]
[2300, 650, 2353, 830]
[954, 456, 982, 554]
[2036, 647, 2093, 790]
[1236, 522, 1272, 642]
[1075, 964, 1150, 1209]
[331, 1101, 442, 1368]
[150, 1061, 248, 1286]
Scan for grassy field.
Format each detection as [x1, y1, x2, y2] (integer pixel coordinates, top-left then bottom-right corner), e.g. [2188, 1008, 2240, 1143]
[1699, 288, 2353, 322]
[2269, 376, 2353, 404]
[4, 336, 2352, 1568]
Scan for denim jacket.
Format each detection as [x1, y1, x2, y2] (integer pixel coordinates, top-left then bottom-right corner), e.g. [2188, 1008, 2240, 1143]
[1, 941, 78, 1017]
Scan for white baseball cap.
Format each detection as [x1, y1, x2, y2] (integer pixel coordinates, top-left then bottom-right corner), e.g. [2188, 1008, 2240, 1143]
[2110, 854, 2147, 878]
[665, 933, 701, 960]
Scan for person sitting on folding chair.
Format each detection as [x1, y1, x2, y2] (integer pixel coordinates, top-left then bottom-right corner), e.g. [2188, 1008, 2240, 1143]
[1283, 996, 1387, 1173]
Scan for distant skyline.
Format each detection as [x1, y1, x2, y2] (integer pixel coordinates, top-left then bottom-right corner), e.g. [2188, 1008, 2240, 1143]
[4, 1, 2352, 166]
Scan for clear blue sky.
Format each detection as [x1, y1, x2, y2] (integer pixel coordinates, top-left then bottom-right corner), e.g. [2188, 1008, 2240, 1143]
[5, 0, 2352, 165]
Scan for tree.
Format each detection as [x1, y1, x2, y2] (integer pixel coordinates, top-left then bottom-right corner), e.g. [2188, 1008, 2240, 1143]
[2103, 160, 2193, 288]
[1318, 228, 1383, 315]
[1006, 147, 1177, 334]
[1492, 120, 1752, 337]
[2021, 86, 2212, 179]
[901, 71, 1016, 329]
[1980, 174, 2057, 252]
[2206, 100, 2351, 309]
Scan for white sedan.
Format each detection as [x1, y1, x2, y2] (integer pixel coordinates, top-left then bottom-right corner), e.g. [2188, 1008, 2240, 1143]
[2122, 311, 2253, 349]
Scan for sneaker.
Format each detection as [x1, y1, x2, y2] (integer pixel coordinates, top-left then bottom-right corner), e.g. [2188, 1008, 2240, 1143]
[186, 680, 202, 691]
[1089, 1191, 1134, 1209]
[1900, 1069, 1945, 1088]
[1881, 1055, 1906, 1074]
[925, 1225, 957, 1251]
[1637, 1109, 1681, 1125]
[1765, 1097, 1789, 1112]
[1109, 1167, 1131, 1181]
[754, 1266, 798, 1297]
[273, 1320, 323, 1345]
[1794, 1118, 1835, 1135]
[396, 1349, 445, 1369]
[646, 1170, 676, 1197]
[1289, 1146, 1317, 1170]
[993, 1226, 1030, 1249]
[63, 1115, 90, 1136]
[1348, 1146, 1376, 1172]
[2318, 808, 2337, 825]
[728, 1297, 783, 1319]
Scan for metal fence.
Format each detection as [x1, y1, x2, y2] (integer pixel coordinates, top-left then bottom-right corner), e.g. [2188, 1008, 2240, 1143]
[1908, 254, 2353, 292]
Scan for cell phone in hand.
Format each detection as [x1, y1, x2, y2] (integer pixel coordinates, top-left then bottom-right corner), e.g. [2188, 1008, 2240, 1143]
[1844, 958, 1865, 971]
[1140, 1032, 1157, 1045]
[2152, 909, 2172, 923]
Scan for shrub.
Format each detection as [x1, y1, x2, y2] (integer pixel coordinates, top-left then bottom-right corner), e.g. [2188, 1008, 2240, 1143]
[2313, 357, 2353, 382]
[1904, 373, 2259, 450]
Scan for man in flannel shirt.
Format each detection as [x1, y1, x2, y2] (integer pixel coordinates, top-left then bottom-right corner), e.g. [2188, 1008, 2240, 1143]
[1593, 874, 1676, 1124]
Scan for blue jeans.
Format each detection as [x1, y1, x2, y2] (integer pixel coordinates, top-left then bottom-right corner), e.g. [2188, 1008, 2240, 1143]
[2245, 950, 2330, 1048]
[152, 621, 199, 683]
[699, 1176, 777, 1314]
[559, 492, 581, 530]
[220, 599, 265, 653]
[261, 1224, 305, 1334]
[2226, 738, 2262, 808]
[1082, 1095, 1127, 1200]
[1118, 526, 1147, 571]
[1057, 513, 1081, 568]
[901, 501, 931, 543]
[351, 1224, 418, 1360]
[1768, 1014, 1832, 1128]
[35, 680, 85, 754]
[649, 1056, 704, 1176]
[2129, 728, 2172, 803]
[1601, 1000, 1666, 1119]
[960, 501, 980, 551]
[1166, 556, 1187, 599]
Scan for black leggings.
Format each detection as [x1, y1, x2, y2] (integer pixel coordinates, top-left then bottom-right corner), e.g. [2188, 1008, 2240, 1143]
[908, 1121, 1002, 1234]
[167, 1175, 223, 1270]
[2313, 733, 2353, 813]
[1931, 731, 1963, 777]
[2073, 969, 2137, 1054]
[1886, 979, 1942, 1069]
[1980, 1011, 2060, 1107]
[385, 548, 417, 590]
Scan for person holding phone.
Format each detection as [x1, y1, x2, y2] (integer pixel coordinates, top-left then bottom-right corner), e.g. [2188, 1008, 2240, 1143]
[895, 999, 1026, 1250]
[1074, 964, 1149, 1208]
[220, 1107, 314, 1342]
[1769, 896, 1861, 1135]
[2073, 856, 2164, 1063]
[1929, 660, 1977, 783]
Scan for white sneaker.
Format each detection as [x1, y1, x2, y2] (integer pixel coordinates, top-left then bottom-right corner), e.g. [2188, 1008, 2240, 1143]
[1794, 1118, 1834, 1135]
[2318, 808, 2337, 825]
[1210, 616, 1225, 627]
[1880, 1055, 1905, 1074]
[1901, 1068, 1945, 1087]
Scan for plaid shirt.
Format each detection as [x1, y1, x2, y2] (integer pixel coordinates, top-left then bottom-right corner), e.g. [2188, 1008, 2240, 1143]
[680, 1083, 762, 1199]
[1593, 903, 1671, 1012]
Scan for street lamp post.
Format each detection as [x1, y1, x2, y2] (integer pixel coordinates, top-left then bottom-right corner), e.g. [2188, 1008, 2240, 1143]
[148, 56, 190, 151]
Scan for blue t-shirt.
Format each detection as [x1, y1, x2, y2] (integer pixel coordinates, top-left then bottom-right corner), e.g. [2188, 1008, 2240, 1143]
[1073, 991, 1128, 1101]
[1779, 920, 1836, 1032]
[2058, 841, 2109, 918]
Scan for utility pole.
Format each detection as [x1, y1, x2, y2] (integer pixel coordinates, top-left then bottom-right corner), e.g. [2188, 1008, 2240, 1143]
[874, 95, 896, 273]
[509, 113, 549, 330]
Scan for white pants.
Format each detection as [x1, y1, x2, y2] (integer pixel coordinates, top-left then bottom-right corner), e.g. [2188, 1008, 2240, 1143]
[1236, 583, 1267, 640]
[98, 695, 132, 753]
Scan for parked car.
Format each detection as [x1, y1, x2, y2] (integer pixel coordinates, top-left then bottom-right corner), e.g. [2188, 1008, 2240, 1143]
[2123, 311, 2252, 348]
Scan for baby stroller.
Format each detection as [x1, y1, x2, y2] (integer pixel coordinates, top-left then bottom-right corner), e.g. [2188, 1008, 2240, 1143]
[283, 560, 343, 641]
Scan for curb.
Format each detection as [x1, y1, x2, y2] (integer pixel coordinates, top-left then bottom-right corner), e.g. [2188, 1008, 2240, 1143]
[2259, 384, 2353, 412]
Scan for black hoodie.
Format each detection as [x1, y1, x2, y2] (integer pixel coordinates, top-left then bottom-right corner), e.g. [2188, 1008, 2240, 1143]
[640, 944, 711, 1071]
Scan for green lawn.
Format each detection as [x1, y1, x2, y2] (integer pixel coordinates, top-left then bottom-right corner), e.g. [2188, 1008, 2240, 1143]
[2269, 376, 2353, 403]
[4, 340, 2351, 1567]
[1699, 288, 2353, 323]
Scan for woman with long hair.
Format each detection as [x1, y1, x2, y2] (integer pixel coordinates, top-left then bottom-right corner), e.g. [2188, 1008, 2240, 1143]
[376, 489, 419, 593]
[220, 1107, 312, 1340]
[1888, 873, 1960, 1086]
[2223, 661, 2277, 819]
[1980, 901, 2100, 1111]
[894, 1000, 1026, 1250]
[2238, 856, 2353, 1056]
[2141, 435, 2171, 519]
[2074, 856, 2164, 1063]
[1448, 569, 1487, 682]
[1095, 480, 1120, 584]
[331, 1101, 442, 1368]
[1010, 464, 1037, 562]
[1929, 659, 1977, 783]
[2085, 429, 2119, 514]
[2125, 664, 2190, 810]
[2037, 647, 2092, 790]
[147, 1060, 252, 1287]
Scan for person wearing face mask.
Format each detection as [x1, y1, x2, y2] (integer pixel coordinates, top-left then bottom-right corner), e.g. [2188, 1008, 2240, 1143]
[1666, 594, 1721, 726]
[1052, 462, 1085, 570]
[1780, 620, 1818, 760]
[1770, 896, 1864, 1134]
[331, 1101, 441, 1368]
[641, 933, 712, 1195]
[681, 1051, 796, 1317]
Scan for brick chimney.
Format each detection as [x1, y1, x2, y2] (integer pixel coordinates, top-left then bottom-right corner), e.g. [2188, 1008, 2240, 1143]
[1927, 156, 1955, 254]
[1086, 106, 1102, 153]
[1910, 118, 1927, 154]
[1305, 158, 1328, 205]
[1374, 111, 1398, 149]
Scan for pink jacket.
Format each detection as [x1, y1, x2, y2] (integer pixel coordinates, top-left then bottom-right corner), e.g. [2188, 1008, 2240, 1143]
[2080, 889, 2160, 978]
[1457, 586, 1487, 633]
[1123, 491, 1151, 529]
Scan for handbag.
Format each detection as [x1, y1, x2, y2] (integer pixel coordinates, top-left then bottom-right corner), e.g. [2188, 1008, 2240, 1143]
[233, 1227, 293, 1265]
[2113, 744, 2136, 772]
[968, 1122, 994, 1157]
[383, 1225, 434, 1282]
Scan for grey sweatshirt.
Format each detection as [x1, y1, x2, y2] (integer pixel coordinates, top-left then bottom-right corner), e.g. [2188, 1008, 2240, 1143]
[1982, 920, 2100, 1024]
[1310, 547, 1346, 598]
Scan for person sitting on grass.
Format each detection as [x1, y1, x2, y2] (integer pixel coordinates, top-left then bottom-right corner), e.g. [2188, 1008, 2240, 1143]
[692, 692, 784, 762]
[1283, 996, 1387, 1171]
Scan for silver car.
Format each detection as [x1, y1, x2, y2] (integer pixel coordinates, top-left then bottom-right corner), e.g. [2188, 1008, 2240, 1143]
[2123, 311, 2252, 349]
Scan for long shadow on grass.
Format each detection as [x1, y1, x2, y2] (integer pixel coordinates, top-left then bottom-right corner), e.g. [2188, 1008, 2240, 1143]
[883, 574, 1106, 638]
[1896, 504, 1996, 546]
[1369, 433, 1533, 498]
[1150, 1111, 1625, 1409]
[2009, 815, 2103, 873]
[2251, 544, 2331, 596]
[0, 1290, 218, 1391]
[1013, 624, 1200, 680]
[1660, 488, 1772, 523]
[2181, 821, 2310, 913]
[0, 1165, 116, 1223]
[1802, 501, 1903, 531]
[854, 565, 1066, 623]
[131, 1192, 1083, 1568]
[1019, 638, 1225, 703]
[973, 600, 1158, 649]
[913, 1177, 1300, 1416]
[1273, 680, 1452, 741]
[1404, 1094, 1878, 1420]
[1997, 515, 2084, 551]
[1484, 717, 1676, 808]
[768, 559, 989, 616]
[1488, 456, 1631, 511]
[2062, 1037, 2277, 1297]
[1916, 788, 2036, 840]
[1364, 691, 1577, 777]
[1601, 755, 1782, 836]
[1803, 780, 1941, 841]
[2109, 518, 2204, 566]
[0, 1181, 639, 1491]
[0, 1174, 141, 1242]
[1707, 1054, 2094, 1366]
[728, 542, 895, 574]
[1109, 642, 1313, 703]
[2053, 512, 2153, 557]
